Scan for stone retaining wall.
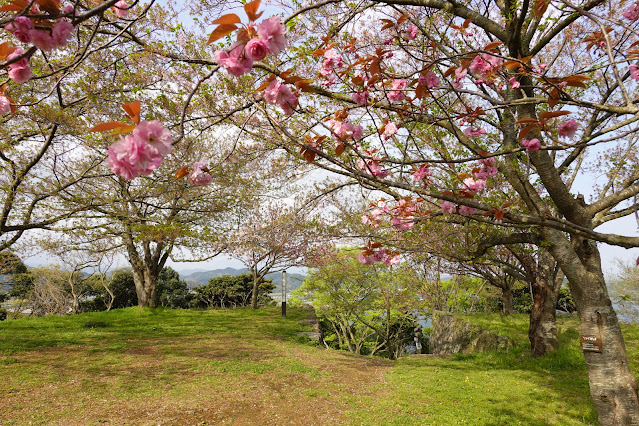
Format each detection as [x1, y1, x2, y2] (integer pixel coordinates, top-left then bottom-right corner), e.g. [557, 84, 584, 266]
[430, 312, 518, 354]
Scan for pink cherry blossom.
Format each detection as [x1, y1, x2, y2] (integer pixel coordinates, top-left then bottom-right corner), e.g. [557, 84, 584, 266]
[463, 177, 486, 192]
[455, 66, 467, 80]
[388, 79, 407, 102]
[263, 79, 297, 115]
[558, 119, 578, 140]
[62, 4, 75, 14]
[106, 135, 162, 180]
[391, 217, 414, 230]
[623, 2, 639, 20]
[423, 71, 439, 89]
[440, 200, 456, 214]
[52, 20, 74, 48]
[353, 91, 369, 105]
[188, 161, 213, 186]
[323, 48, 343, 69]
[133, 120, 173, 156]
[8, 66, 32, 83]
[257, 17, 286, 55]
[463, 127, 486, 137]
[30, 30, 56, 51]
[384, 253, 401, 266]
[214, 43, 254, 77]
[522, 138, 541, 151]
[5, 17, 34, 43]
[469, 55, 492, 76]
[0, 96, 11, 115]
[406, 25, 418, 41]
[327, 119, 363, 140]
[115, 0, 130, 19]
[412, 165, 431, 182]
[459, 205, 477, 216]
[245, 38, 269, 61]
[630, 64, 639, 81]
[509, 77, 520, 89]
[479, 156, 496, 167]
[357, 252, 374, 265]
[383, 122, 398, 140]
[6, 49, 32, 83]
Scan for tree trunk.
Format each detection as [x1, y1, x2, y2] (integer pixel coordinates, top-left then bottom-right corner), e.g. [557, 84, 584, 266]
[501, 286, 513, 315]
[133, 266, 159, 308]
[250, 267, 259, 309]
[527, 253, 559, 356]
[546, 230, 639, 424]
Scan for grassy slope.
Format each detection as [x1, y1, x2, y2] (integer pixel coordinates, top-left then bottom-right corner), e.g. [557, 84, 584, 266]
[0, 308, 636, 425]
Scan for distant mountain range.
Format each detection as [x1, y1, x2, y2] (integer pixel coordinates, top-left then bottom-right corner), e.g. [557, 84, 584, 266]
[180, 267, 306, 293]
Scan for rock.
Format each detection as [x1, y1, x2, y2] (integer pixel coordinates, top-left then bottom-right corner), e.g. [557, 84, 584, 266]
[430, 312, 517, 354]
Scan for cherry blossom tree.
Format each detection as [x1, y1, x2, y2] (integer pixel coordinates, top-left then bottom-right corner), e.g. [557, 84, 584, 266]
[225, 200, 326, 309]
[3, 0, 639, 421]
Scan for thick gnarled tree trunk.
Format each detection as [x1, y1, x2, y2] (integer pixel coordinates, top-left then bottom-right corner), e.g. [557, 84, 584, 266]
[546, 229, 639, 424]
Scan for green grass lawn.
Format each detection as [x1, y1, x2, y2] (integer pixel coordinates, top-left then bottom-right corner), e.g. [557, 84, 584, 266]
[0, 307, 636, 425]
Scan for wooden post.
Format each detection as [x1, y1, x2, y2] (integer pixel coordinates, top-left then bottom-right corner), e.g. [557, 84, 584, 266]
[282, 270, 287, 317]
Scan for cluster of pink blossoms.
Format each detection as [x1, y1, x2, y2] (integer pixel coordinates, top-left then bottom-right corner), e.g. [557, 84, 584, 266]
[412, 164, 432, 183]
[390, 198, 416, 230]
[263, 79, 297, 115]
[361, 198, 418, 231]
[188, 161, 213, 186]
[3, 4, 79, 84]
[114, 1, 130, 19]
[388, 79, 407, 102]
[326, 119, 363, 140]
[624, 2, 639, 20]
[361, 200, 389, 228]
[6, 49, 32, 83]
[358, 155, 389, 178]
[0, 95, 11, 115]
[106, 121, 173, 180]
[358, 249, 400, 266]
[419, 71, 440, 89]
[214, 17, 286, 77]
[319, 48, 343, 87]
[522, 138, 541, 151]
[630, 64, 639, 81]
[558, 119, 578, 139]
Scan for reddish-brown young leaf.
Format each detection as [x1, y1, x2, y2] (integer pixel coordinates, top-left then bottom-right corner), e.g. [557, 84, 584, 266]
[335, 143, 345, 156]
[548, 87, 560, 109]
[36, 0, 60, 14]
[519, 123, 539, 140]
[212, 13, 241, 25]
[443, 66, 457, 78]
[312, 48, 326, 57]
[397, 14, 408, 24]
[121, 100, 141, 124]
[494, 209, 506, 222]
[539, 110, 570, 121]
[462, 19, 473, 28]
[484, 41, 503, 51]
[516, 118, 539, 125]
[0, 42, 16, 61]
[111, 125, 136, 135]
[175, 166, 190, 180]
[89, 121, 132, 133]
[296, 81, 318, 93]
[5, 95, 17, 114]
[207, 24, 238, 45]
[254, 74, 277, 92]
[534, 0, 550, 17]
[0, 0, 28, 12]
[415, 83, 425, 99]
[244, 0, 261, 21]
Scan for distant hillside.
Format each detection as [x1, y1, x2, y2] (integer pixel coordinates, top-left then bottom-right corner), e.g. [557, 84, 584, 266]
[181, 268, 306, 293]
